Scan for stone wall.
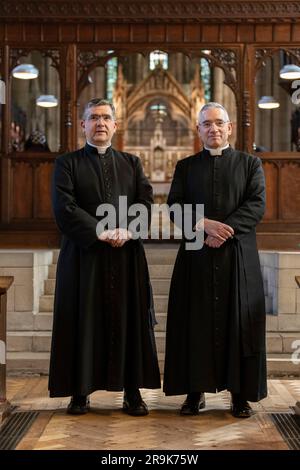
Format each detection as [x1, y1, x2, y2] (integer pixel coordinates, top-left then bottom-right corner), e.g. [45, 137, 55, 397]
[260, 251, 300, 368]
[0, 250, 53, 351]
[0, 249, 299, 375]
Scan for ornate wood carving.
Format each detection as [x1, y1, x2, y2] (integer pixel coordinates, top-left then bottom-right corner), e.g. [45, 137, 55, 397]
[1, 3, 300, 247]
[242, 91, 251, 128]
[77, 51, 109, 75]
[208, 49, 237, 94]
[260, 154, 300, 165]
[77, 50, 114, 94]
[8, 153, 57, 167]
[9, 49, 28, 71]
[41, 50, 60, 70]
[2, 1, 300, 23]
[211, 49, 237, 70]
[255, 48, 300, 73]
[10, 48, 60, 72]
[64, 91, 72, 129]
[190, 49, 238, 95]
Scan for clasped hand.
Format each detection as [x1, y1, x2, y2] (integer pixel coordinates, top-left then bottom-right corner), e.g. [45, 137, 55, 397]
[98, 228, 132, 248]
[196, 218, 234, 248]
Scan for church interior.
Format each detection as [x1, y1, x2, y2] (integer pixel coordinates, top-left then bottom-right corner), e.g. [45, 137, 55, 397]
[0, 0, 300, 454]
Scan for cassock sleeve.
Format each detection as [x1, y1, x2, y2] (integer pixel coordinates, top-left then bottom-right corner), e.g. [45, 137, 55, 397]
[52, 157, 99, 249]
[224, 157, 266, 238]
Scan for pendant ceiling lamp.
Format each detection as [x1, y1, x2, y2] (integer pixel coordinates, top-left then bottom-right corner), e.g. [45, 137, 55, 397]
[36, 95, 58, 108]
[12, 64, 39, 79]
[279, 64, 300, 80]
[258, 95, 280, 109]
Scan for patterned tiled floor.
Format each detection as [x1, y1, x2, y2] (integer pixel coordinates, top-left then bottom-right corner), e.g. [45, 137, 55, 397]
[4, 377, 300, 450]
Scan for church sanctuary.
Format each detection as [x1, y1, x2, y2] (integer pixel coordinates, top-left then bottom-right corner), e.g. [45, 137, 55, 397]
[0, 0, 300, 455]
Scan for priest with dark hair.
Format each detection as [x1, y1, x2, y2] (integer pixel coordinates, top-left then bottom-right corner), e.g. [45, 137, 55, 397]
[49, 98, 160, 416]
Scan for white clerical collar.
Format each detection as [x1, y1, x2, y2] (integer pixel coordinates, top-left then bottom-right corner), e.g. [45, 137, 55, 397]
[204, 144, 229, 156]
[87, 141, 111, 154]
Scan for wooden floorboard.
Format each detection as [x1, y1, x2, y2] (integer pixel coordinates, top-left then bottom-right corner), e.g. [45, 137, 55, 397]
[4, 377, 299, 450]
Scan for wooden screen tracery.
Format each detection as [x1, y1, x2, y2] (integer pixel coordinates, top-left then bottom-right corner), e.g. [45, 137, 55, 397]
[0, 1, 300, 249]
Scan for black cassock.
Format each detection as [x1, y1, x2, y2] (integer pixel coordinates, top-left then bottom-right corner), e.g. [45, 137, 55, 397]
[163, 147, 267, 402]
[49, 143, 161, 397]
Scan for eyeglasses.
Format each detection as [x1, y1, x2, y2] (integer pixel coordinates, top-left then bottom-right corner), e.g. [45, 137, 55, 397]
[86, 114, 114, 123]
[199, 120, 229, 129]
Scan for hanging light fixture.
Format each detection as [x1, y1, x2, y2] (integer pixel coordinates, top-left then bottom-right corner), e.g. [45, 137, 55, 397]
[279, 64, 300, 80]
[258, 95, 280, 109]
[12, 64, 39, 79]
[36, 95, 58, 108]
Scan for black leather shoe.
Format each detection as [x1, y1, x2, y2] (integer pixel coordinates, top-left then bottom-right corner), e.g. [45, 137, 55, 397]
[123, 389, 149, 416]
[180, 392, 206, 416]
[67, 395, 90, 415]
[231, 395, 252, 418]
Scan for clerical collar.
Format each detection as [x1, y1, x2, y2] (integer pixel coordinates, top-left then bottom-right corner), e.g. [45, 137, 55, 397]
[204, 144, 229, 156]
[87, 141, 111, 154]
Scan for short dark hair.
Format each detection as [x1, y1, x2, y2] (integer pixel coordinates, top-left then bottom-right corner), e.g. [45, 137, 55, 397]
[82, 98, 116, 120]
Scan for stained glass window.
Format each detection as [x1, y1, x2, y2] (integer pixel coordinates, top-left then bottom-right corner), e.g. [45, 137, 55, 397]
[106, 57, 118, 100]
[149, 51, 168, 70]
[200, 58, 211, 101]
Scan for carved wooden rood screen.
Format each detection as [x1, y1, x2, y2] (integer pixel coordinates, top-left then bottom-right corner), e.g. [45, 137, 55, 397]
[0, 0, 300, 249]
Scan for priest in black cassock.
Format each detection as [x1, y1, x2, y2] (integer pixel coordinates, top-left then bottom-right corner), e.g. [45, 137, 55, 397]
[163, 102, 267, 418]
[49, 98, 160, 416]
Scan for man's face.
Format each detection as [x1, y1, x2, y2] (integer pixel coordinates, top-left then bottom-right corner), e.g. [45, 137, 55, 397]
[197, 107, 232, 149]
[81, 105, 117, 146]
